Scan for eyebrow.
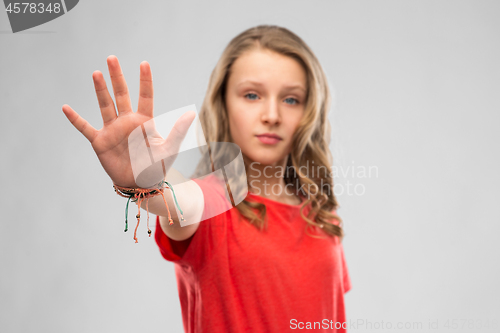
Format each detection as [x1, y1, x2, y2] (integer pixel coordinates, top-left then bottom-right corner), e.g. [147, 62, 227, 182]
[236, 80, 307, 93]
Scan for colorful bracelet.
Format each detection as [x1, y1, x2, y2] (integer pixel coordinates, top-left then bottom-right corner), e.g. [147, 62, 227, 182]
[113, 180, 185, 243]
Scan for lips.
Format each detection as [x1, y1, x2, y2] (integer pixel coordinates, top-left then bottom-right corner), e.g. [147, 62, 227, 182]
[256, 133, 282, 140]
[256, 133, 282, 145]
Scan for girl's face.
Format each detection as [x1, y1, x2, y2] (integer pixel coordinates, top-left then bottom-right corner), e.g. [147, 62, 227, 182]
[225, 48, 307, 167]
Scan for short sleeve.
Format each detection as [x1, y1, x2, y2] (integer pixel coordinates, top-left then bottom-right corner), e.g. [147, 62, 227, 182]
[154, 215, 194, 262]
[154, 174, 232, 270]
[340, 243, 352, 293]
[329, 209, 351, 293]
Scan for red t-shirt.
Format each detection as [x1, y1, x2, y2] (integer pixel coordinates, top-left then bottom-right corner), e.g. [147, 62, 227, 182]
[155, 175, 351, 332]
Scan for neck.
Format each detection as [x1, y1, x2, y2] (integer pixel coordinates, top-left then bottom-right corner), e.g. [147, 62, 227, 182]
[244, 154, 297, 200]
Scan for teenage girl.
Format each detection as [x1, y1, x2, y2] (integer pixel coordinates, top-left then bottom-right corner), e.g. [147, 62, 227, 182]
[62, 24, 351, 333]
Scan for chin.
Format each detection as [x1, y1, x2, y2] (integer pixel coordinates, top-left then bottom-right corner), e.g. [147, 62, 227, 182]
[244, 151, 286, 167]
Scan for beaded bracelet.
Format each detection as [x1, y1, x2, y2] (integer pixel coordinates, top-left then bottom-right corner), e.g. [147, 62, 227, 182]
[113, 180, 185, 243]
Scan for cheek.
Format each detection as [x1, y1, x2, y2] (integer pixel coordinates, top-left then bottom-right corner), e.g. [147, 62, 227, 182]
[287, 112, 304, 135]
[238, 124, 252, 144]
[228, 110, 248, 142]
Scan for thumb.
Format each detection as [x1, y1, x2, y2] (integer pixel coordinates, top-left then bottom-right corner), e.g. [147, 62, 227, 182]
[163, 110, 197, 153]
[134, 111, 197, 188]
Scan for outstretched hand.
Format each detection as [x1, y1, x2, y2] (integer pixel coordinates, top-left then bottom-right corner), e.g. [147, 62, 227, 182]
[62, 55, 196, 188]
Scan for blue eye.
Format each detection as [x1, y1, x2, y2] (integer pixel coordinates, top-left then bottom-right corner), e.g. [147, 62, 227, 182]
[285, 97, 299, 105]
[245, 93, 258, 100]
[244, 94, 299, 105]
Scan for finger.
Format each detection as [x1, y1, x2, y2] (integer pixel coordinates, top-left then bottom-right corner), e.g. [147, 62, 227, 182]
[93, 70, 117, 125]
[107, 55, 133, 115]
[62, 104, 98, 143]
[163, 111, 197, 153]
[137, 61, 154, 118]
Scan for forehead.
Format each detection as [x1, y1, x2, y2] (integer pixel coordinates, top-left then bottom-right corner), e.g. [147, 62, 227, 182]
[228, 49, 307, 91]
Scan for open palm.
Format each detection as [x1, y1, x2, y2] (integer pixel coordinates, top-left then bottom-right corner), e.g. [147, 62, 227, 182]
[62, 55, 195, 188]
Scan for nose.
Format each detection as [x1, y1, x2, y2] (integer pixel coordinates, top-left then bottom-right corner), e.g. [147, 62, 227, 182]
[261, 97, 281, 125]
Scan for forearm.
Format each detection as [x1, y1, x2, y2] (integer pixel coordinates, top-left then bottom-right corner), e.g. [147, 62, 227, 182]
[137, 167, 204, 227]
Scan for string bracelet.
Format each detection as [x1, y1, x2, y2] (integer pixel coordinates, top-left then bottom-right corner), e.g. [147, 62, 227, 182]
[113, 180, 186, 243]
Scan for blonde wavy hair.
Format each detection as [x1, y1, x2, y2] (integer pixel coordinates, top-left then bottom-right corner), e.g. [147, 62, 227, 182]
[191, 24, 344, 241]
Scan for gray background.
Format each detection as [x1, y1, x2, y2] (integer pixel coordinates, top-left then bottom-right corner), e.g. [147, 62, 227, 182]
[1, 0, 499, 332]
